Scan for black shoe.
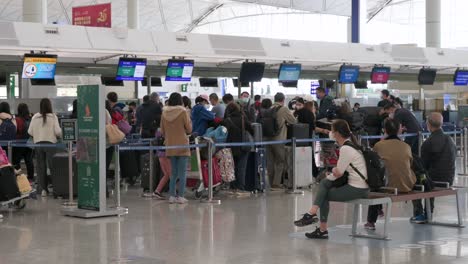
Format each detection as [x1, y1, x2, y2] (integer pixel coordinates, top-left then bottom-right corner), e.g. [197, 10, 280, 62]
[294, 213, 319, 227]
[305, 227, 329, 239]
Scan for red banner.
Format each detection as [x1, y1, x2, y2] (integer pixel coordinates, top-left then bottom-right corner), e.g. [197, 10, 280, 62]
[72, 3, 111, 28]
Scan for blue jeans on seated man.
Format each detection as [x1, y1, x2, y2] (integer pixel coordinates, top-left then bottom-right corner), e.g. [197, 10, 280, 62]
[169, 156, 189, 198]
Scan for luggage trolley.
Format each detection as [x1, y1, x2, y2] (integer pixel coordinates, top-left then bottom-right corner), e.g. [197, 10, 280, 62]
[1, 190, 36, 210]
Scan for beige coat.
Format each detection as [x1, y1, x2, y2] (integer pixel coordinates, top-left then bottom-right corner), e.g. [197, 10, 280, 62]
[271, 103, 297, 141]
[373, 139, 417, 193]
[161, 106, 192, 157]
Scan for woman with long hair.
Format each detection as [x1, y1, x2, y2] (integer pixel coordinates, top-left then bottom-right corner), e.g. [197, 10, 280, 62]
[161, 92, 192, 204]
[28, 98, 62, 197]
[294, 119, 369, 239]
[13, 103, 34, 181]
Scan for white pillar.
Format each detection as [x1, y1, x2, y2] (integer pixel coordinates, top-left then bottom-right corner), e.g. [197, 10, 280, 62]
[23, 0, 47, 24]
[426, 0, 441, 48]
[347, 18, 352, 43]
[127, 0, 139, 29]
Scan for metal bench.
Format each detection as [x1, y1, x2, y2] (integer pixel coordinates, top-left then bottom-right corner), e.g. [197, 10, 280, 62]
[346, 186, 468, 240]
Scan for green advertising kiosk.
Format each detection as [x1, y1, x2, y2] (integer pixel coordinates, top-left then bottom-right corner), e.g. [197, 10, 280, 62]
[62, 85, 127, 218]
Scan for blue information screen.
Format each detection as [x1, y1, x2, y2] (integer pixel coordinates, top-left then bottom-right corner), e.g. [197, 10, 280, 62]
[454, 70, 468, 86]
[166, 60, 194, 81]
[278, 64, 301, 82]
[338, 65, 360, 84]
[116, 58, 147, 81]
[22, 55, 57, 79]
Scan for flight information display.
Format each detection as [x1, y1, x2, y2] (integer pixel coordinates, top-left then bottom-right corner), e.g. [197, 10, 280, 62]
[22, 54, 57, 79]
[115, 58, 147, 81]
[338, 65, 360, 84]
[166, 60, 194, 81]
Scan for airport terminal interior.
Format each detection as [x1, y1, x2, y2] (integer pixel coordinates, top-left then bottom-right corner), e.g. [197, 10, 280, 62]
[3, 0, 468, 263]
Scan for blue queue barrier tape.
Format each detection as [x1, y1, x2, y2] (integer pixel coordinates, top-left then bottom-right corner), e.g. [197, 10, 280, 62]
[118, 143, 207, 151]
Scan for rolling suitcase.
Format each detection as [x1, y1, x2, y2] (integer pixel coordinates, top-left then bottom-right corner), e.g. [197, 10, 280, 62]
[250, 123, 266, 192]
[140, 153, 165, 191]
[201, 158, 222, 188]
[0, 166, 20, 201]
[50, 152, 77, 198]
[285, 146, 313, 188]
[119, 150, 139, 185]
[287, 123, 310, 147]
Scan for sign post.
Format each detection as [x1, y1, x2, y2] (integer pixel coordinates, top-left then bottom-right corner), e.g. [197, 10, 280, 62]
[62, 85, 126, 218]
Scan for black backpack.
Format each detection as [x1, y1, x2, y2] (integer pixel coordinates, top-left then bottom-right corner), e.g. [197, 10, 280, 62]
[350, 111, 365, 133]
[260, 106, 280, 137]
[0, 118, 17, 141]
[344, 141, 386, 191]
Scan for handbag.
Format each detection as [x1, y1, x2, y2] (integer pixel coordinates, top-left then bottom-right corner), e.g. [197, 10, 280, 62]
[106, 124, 125, 145]
[17, 174, 32, 194]
[116, 119, 132, 135]
[331, 171, 349, 188]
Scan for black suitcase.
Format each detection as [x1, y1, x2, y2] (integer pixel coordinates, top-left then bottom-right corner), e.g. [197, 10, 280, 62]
[244, 152, 266, 192]
[50, 152, 77, 198]
[140, 153, 167, 192]
[119, 150, 139, 185]
[0, 166, 20, 201]
[287, 123, 310, 147]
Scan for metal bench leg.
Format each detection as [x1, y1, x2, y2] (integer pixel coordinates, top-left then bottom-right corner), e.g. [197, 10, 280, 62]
[383, 202, 392, 240]
[425, 198, 433, 223]
[456, 191, 464, 227]
[425, 192, 465, 228]
[351, 204, 359, 236]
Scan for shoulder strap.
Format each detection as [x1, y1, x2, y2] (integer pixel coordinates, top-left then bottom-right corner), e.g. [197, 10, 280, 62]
[349, 163, 368, 182]
[343, 141, 368, 182]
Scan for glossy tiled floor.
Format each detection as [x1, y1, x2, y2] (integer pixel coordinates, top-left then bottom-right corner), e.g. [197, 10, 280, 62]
[2, 177, 468, 264]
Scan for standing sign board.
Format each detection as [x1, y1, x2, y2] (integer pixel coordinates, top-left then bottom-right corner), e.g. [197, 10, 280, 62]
[61, 119, 77, 142]
[72, 3, 111, 28]
[62, 85, 126, 218]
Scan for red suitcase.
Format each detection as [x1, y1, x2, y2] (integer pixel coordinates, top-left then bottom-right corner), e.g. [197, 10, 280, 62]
[201, 158, 222, 188]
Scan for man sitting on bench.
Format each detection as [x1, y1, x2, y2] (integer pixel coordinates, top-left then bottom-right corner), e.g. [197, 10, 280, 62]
[365, 118, 417, 230]
[411, 112, 456, 224]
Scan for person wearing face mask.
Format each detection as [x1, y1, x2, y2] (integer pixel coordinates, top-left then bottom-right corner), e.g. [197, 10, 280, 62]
[383, 102, 422, 155]
[191, 94, 215, 136]
[238, 92, 256, 123]
[316, 87, 334, 120]
[294, 119, 369, 239]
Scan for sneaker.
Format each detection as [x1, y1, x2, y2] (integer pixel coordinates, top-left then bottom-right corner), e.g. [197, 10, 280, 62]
[169, 196, 177, 204]
[176, 197, 188, 204]
[410, 215, 427, 224]
[305, 227, 329, 239]
[364, 222, 376, 230]
[294, 213, 319, 227]
[153, 191, 165, 200]
[378, 209, 385, 218]
[142, 191, 153, 198]
[41, 190, 48, 197]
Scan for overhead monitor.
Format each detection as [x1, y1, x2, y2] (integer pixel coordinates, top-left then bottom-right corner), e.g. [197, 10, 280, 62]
[22, 54, 57, 79]
[115, 57, 147, 81]
[239, 62, 265, 83]
[165, 59, 194, 81]
[232, 78, 250, 88]
[199, 78, 218, 87]
[371, 66, 391, 84]
[354, 80, 368, 89]
[101, 77, 124, 86]
[319, 80, 336, 88]
[30, 79, 56, 86]
[338, 65, 360, 84]
[418, 68, 437, 85]
[454, 69, 468, 86]
[141, 77, 162, 87]
[278, 63, 301, 83]
[0, 75, 6, 86]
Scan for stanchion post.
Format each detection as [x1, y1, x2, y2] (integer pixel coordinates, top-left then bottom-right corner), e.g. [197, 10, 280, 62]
[287, 137, 304, 195]
[149, 141, 154, 195]
[63, 141, 77, 207]
[418, 132, 423, 157]
[114, 145, 121, 208]
[7, 141, 12, 162]
[201, 140, 221, 204]
[459, 128, 468, 176]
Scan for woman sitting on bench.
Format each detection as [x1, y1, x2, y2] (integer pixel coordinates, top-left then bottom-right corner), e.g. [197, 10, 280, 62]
[294, 119, 369, 239]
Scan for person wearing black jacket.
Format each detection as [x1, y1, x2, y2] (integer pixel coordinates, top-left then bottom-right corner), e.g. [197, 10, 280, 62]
[411, 112, 457, 224]
[136, 94, 162, 138]
[222, 103, 253, 191]
[316, 87, 334, 120]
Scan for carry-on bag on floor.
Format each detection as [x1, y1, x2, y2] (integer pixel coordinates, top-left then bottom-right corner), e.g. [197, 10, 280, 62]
[201, 158, 222, 188]
[50, 152, 77, 198]
[245, 152, 259, 192]
[285, 146, 313, 188]
[287, 123, 310, 147]
[140, 153, 167, 191]
[119, 150, 139, 185]
[0, 166, 20, 201]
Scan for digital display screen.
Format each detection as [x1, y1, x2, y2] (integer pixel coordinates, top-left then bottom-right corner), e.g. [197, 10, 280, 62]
[22, 54, 57, 79]
[338, 65, 360, 84]
[116, 57, 147, 81]
[418, 68, 437, 85]
[239, 62, 265, 83]
[454, 69, 468, 86]
[165, 60, 194, 81]
[371, 67, 391, 84]
[278, 63, 301, 82]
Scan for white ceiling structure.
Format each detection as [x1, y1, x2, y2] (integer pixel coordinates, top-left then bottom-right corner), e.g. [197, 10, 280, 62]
[0, 0, 403, 33]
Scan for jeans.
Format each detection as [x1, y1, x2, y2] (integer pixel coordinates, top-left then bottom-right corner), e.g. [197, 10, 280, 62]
[35, 143, 56, 193]
[233, 152, 249, 190]
[314, 179, 369, 222]
[13, 147, 34, 180]
[266, 144, 286, 186]
[413, 198, 435, 217]
[169, 156, 188, 197]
